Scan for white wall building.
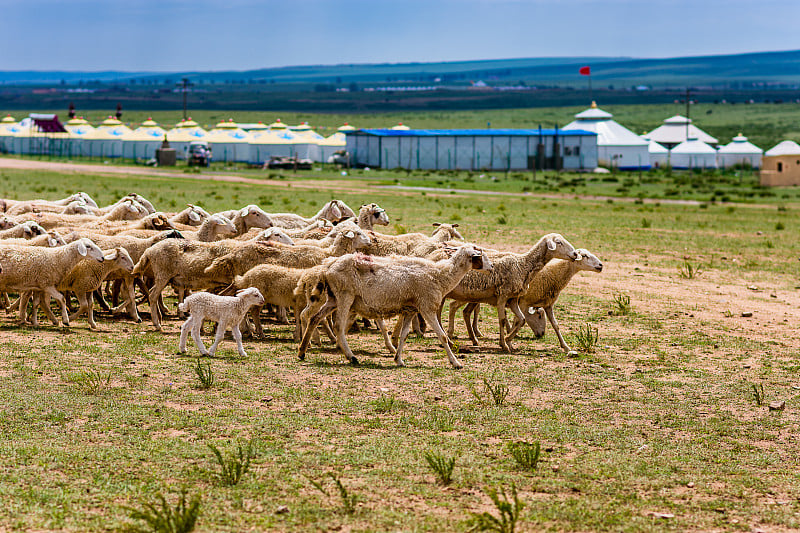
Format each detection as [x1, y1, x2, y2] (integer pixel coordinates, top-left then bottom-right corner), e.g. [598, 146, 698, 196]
[646, 115, 718, 149]
[717, 134, 762, 169]
[670, 139, 717, 169]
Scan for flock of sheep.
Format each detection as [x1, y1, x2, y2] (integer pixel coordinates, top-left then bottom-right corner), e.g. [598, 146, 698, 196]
[0, 191, 603, 368]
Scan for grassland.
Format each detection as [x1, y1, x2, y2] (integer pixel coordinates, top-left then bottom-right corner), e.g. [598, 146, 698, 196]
[0, 166, 799, 531]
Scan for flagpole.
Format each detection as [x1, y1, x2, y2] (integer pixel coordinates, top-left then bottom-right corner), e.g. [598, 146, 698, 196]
[589, 74, 592, 103]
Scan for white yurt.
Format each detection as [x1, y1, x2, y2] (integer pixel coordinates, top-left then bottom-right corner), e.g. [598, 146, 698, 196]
[645, 115, 718, 149]
[206, 119, 251, 162]
[764, 140, 800, 157]
[121, 118, 167, 161]
[63, 117, 96, 157]
[317, 123, 354, 163]
[249, 129, 304, 164]
[391, 122, 410, 130]
[670, 138, 717, 170]
[166, 118, 208, 160]
[10, 117, 34, 154]
[83, 117, 131, 158]
[644, 138, 670, 168]
[0, 114, 21, 153]
[289, 122, 324, 161]
[563, 102, 650, 169]
[717, 134, 762, 169]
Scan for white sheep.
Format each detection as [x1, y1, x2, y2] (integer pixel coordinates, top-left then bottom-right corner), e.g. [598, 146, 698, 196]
[178, 287, 265, 357]
[181, 214, 237, 242]
[298, 244, 492, 369]
[169, 204, 210, 227]
[253, 227, 295, 245]
[267, 200, 356, 229]
[0, 221, 47, 239]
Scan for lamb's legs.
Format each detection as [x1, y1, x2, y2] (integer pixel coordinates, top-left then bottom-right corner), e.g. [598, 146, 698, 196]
[376, 319, 396, 354]
[502, 298, 527, 351]
[393, 314, 414, 367]
[34, 292, 59, 326]
[207, 320, 228, 356]
[447, 300, 468, 338]
[250, 305, 265, 338]
[421, 308, 463, 369]
[298, 294, 337, 360]
[44, 286, 70, 326]
[472, 304, 484, 338]
[86, 292, 98, 330]
[463, 302, 481, 346]
[178, 316, 193, 353]
[231, 325, 247, 357]
[147, 278, 169, 330]
[545, 306, 573, 353]
[333, 295, 358, 364]
[68, 292, 92, 328]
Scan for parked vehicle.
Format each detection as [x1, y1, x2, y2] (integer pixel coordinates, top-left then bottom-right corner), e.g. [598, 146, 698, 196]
[188, 141, 211, 167]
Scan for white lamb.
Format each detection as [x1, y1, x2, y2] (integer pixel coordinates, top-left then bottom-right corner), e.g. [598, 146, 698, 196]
[178, 287, 265, 357]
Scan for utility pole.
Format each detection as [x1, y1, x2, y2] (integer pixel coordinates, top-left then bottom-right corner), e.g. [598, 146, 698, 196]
[176, 78, 194, 120]
[685, 87, 691, 141]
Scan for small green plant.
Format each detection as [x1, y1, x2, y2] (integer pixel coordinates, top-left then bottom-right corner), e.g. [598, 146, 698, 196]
[424, 450, 457, 485]
[612, 292, 631, 315]
[68, 369, 113, 395]
[471, 372, 510, 406]
[372, 395, 396, 414]
[193, 360, 214, 390]
[574, 323, 599, 353]
[641, 217, 651, 228]
[507, 441, 541, 471]
[207, 440, 255, 486]
[752, 383, 765, 406]
[308, 473, 358, 514]
[467, 482, 525, 533]
[678, 260, 700, 279]
[497, 215, 507, 225]
[775, 221, 785, 230]
[126, 490, 201, 533]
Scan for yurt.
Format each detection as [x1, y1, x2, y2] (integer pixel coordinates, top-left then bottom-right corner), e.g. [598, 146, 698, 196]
[391, 122, 410, 130]
[645, 115, 718, 149]
[563, 102, 649, 169]
[670, 138, 717, 170]
[121, 118, 167, 161]
[166, 118, 208, 160]
[248, 129, 304, 164]
[760, 140, 800, 186]
[317, 123, 354, 163]
[83, 117, 131, 158]
[206, 119, 251, 162]
[64, 117, 96, 157]
[10, 117, 34, 154]
[289, 122, 324, 161]
[0, 115, 21, 153]
[644, 138, 670, 168]
[717, 134, 762, 169]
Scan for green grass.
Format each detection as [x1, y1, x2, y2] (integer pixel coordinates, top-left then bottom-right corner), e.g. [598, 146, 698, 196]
[0, 165, 798, 531]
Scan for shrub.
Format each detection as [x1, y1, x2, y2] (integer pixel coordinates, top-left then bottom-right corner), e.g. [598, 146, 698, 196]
[424, 451, 457, 485]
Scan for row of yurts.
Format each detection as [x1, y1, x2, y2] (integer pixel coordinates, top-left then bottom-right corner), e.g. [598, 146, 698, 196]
[1, 104, 798, 169]
[0, 115, 366, 163]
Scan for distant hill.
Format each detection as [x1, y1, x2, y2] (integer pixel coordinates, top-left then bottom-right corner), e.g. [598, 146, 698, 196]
[2, 49, 798, 87]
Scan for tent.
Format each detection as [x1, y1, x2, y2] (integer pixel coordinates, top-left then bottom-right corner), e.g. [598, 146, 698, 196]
[206, 119, 251, 162]
[63, 117, 96, 157]
[643, 138, 669, 168]
[82, 116, 131, 158]
[121, 118, 167, 161]
[765, 140, 800, 156]
[391, 122, 410, 130]
[317, 124, 354, 163]
[670, 138, 717, 169]
[563, 102, 649, 169]
[0, 115, 20, 153]
[717, 134, 762, 169]
[289, 122, 324, 161]
[645, 115, 718, 149]
[248, 129, 305, 164]
[166, 118, 208, 160]
[11, 115, 71, 156]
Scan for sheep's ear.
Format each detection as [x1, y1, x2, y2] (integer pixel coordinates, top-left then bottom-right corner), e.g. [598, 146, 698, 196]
[188, 210, 200, 222]
[575, 251, 583, 261]
[126, 201, 138, 213]
[47, 236, 57, 247]
[105, 249, 118, 261]
[432, 222, 441, 227]
[452, 223, 459, 228]
[344, 230, 355, 239]
[22, 225, 33, 237]
[546, 238, 557, 251]
[330, 203, 342, 220]
[77, 240, 88, 256]
[240, 207, 249, 217]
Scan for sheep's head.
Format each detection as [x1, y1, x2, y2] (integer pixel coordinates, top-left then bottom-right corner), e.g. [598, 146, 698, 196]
[185, 204, 210, 225]
[126, 193, 156, 213]
[22, 221, 47, 238]
[77, 238, 105, 262]
[77, 192, 98, 208]
[574, 248, 603, 273]
[542, 233, 579, 261]
[237, 287, 265, 307]
[464, 245, 492, 272]
[364, 203, 390, 226]
[525, 307, 547, 338]
[432, 222, 463, 240]
[256, 227, 294, 245]
[239, 205, 273, 230]
[210, 214, 237, 237]
[0, 217, 15, 230]
[341, 228, 371, 250]
[105, 247, 135, 272]
[333, 200, 356, 220]
[46, 231, 66, 247]
[146, 213, 174, 231]
[64, 200, 92, 215]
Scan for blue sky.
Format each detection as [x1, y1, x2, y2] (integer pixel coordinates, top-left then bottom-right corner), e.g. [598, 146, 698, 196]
[3, 0, 798, 71]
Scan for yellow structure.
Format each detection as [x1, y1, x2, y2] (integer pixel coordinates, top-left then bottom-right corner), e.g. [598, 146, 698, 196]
[760, 155, 800, 186]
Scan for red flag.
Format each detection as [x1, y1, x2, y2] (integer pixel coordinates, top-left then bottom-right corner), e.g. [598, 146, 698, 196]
[579, 66, 591, 76]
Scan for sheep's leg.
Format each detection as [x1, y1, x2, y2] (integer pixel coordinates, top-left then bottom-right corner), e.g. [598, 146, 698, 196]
[377, 319, 396, 354]
[496, 297, 513, 352]
[292, 300, 303, 342]
[68, 292, 90, 326]
[412, 314, 425, 336]
[276, 306, 289, 325]
[44, 286, 70, 327]
[65, 291, 77, 313]
[1, 292, 9, 312]
[93, 289, 110, 312]
[421, 308, 463, 369]
[35, 292, 59, 326]
[207, 321, 227, 357]
[393, 314, 414, 367]
[503, 299, 528, 347]
[190, 316, 210, 356]
[111, 279, 122, 307]
[333, 294, 358, 364]
[18, 291, 32, 325]
[545, 306, 572, 353]
[472, 304, 485, 338]
[147, 279, 169, 330]
[463, 302, 481, 346]
[298, 293, 337, 360]
[124, 278, 141, 322]
[231, 325, 247, 357]
[250, 305, 265, 339]
[179, 316, 193, 353]
[447, 300, 467, 338]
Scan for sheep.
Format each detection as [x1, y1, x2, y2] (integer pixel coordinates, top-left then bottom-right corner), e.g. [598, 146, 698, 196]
[267, 200, 355, 229]
[201, 227, 372, 286]
[178, 287, 265, 357]
[34, 247, 136, 329]
[1, 192, 96, 214]
[169, 204, 210, 227]
[0, 221, 47, 239]
[181, 214, 237, 242]
[0, 237, 105, 326]
[298, 244, 492, 368]
[226, 264, 308, 340]
[2, 230, 66, 248]
[497, 248, 604, 353]
[253, 227, 295, 245]
[442, 233, 579, 352]
[216, 205, 273, 236]
[99, 213, 175, 236]
[344, 203, 390, 230]
[236, 219, 331, 241]
[29, 199, 149, 230]
[360, 222, 464, 257]
[5, 199, 92, 216]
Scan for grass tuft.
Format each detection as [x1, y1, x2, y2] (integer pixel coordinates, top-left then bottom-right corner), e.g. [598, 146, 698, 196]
[207, 440, 255, 486]
[471, 372, 510, 406]
[193, 360, 214, 390]
[424, 450, 457, 485]
[467, 482, 525, 533]
[752, 383, 766, 406]
[507, 441, 541, 471]
[308, 473, 359, 514]
[678, 260, 700, 279]
[612, 292, 631, 315]
[574, 323, 599, 353]
[125, 490, 201, 533]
